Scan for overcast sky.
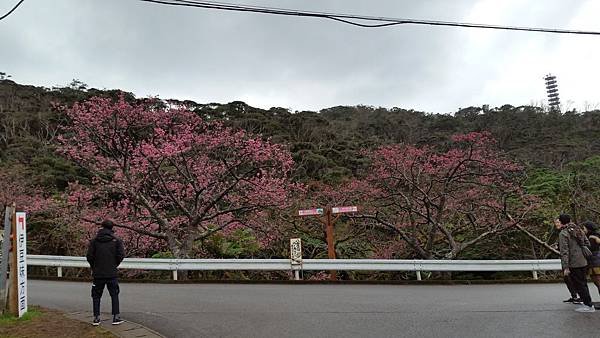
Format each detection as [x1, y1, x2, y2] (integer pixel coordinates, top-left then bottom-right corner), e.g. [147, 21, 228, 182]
[2, 0, 599, 113]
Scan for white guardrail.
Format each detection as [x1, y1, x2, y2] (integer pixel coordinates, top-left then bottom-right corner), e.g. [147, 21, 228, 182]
[27, 255, 562, 281]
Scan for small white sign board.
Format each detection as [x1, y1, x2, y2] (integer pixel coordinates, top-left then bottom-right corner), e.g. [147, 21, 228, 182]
[331, 206, 358, 214]
[290, 238, 302, 265]
[16, 212, 27, 317]
[298, 208, 324, 216]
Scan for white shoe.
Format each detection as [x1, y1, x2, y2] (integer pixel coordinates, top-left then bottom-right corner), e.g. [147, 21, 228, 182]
[575, 305, 596, 313]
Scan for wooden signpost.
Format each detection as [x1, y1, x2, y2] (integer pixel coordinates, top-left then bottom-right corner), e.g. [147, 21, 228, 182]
[0, 206, 13, 314]
[298, 206, 358, 280]
[1, 204, 27, 317]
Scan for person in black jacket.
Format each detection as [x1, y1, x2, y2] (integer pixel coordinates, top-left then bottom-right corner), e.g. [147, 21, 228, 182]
[583, 221, 600, 298]
[86, 219, 125, 326]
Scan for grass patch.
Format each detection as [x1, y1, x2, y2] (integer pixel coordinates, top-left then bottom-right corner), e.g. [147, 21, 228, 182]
[0, 308, 42, 325]
[0, 306, 116, 337]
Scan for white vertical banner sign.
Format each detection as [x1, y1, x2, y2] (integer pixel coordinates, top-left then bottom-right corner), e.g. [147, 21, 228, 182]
[290, 238, 303, 280]
[15, 212, 27, 317]
[290, 238, 302, 265]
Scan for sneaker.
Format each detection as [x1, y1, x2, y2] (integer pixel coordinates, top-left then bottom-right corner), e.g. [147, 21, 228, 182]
[92, 316, 101, 326]
[112, 315, 124, 325]
[563, 297, 577, 303]
[575, 305, 596, 313]
[572, 298, 583, 304]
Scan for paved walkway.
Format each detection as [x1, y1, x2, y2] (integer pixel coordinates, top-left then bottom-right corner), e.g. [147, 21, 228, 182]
[66, 311, 164, 338]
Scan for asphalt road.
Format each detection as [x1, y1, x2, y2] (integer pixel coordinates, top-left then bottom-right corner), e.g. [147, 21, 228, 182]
[29, 280, 600, 338]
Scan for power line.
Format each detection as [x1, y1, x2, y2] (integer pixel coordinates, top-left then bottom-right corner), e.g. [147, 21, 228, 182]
[139, 0, 407, 28]
[0, 0, 25, 21]
[139, 0, 600, 35]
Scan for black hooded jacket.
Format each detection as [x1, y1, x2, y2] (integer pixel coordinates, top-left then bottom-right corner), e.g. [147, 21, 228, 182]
[86, 228, 125, 278]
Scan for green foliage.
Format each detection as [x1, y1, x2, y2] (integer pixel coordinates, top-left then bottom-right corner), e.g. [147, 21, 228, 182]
[151, 251, 175, 259]
[28, 154, 89, 190]
[4, 79, 600, 187]
[567, 155, 600, 179]
[204, 229, 261, 258]
[525, 168, 569, 202]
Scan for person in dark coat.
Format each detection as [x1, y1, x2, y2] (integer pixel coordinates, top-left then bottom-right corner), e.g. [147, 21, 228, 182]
[582, 221, 600, 297]
[86, 219, 125, 325]
[556, 214, 595, 313]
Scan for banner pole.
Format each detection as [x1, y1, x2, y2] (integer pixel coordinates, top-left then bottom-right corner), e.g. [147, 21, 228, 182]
[0, 206, 13, 314]
[8, 204, 18, 316]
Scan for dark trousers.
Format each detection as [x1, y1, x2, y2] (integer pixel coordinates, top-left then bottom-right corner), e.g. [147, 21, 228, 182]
[570, 267, 592, 307]
[92, 277, 120, 316]
[564, 275, 578, 298]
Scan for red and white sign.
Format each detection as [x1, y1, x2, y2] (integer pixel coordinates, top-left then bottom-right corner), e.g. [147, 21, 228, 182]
[331, 206, 358, 214]
[298, 208, 324, 216]
[15, 212, 27, 317]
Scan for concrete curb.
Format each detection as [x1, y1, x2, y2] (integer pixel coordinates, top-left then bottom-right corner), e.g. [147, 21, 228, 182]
[66, 311, 165, 338]
[31, 275, 564, 285]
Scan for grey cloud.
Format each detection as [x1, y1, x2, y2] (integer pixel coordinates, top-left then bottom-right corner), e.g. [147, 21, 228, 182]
[0, 0, 595, 113]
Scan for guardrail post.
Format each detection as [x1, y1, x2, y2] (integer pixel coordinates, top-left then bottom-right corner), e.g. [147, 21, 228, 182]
[532, 270, 538, 280]
[172, 270, 178, 281]
[294, 270, 300, 281]
[416, 271, 422, 281]
[57, 266, 62, 278]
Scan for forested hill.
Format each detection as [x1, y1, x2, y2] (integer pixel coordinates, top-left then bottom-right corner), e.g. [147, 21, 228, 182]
[3, 78, 600, 264]
[2, 79, 599, 186]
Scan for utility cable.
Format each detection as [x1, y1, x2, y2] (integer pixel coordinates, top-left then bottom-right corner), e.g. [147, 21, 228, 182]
[0, 0, 25, 21]
[139, 0, 600, 35]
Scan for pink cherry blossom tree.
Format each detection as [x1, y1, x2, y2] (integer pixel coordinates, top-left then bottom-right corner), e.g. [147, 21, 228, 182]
[58, 96, 294, 259]
[357, 132, 537, 259]
[0, 167, 85, 255]
[0, 167, 50, 215]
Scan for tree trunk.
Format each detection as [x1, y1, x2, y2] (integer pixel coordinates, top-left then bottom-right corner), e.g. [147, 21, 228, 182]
[167, 234, 194, 281]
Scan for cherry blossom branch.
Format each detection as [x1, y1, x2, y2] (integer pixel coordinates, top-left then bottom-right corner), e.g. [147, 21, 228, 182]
[82, 217, 167, 240]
